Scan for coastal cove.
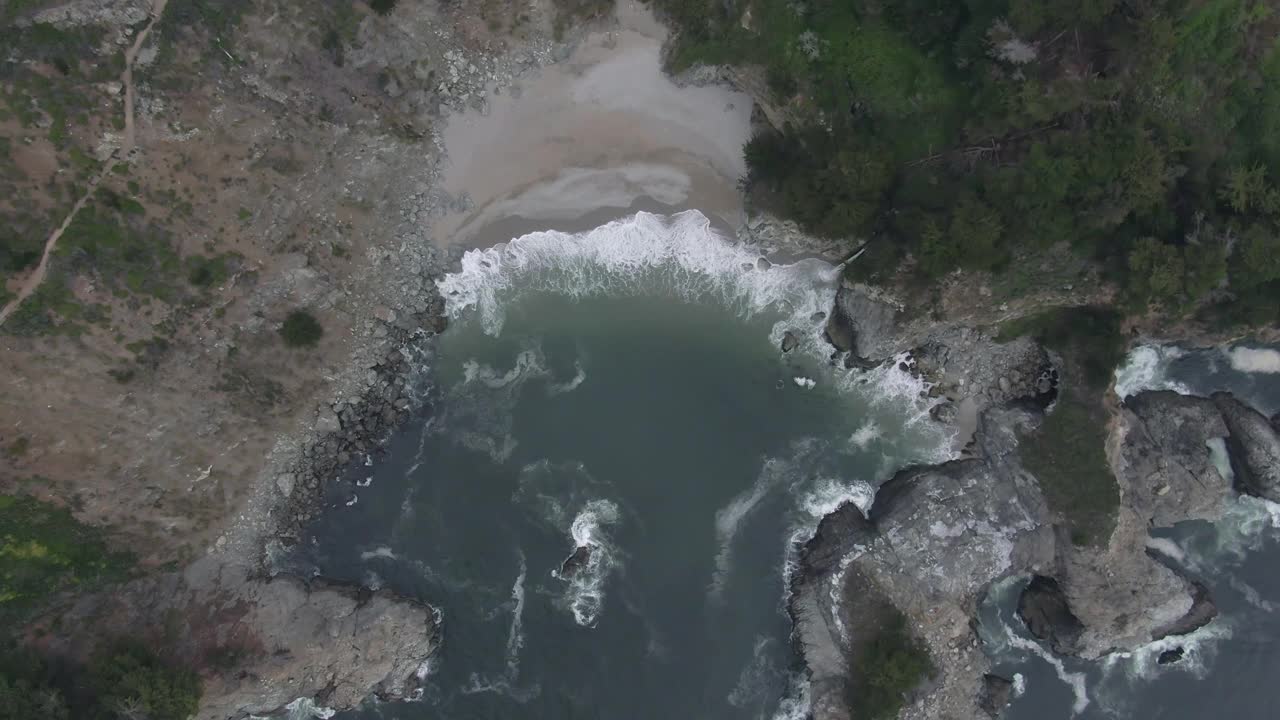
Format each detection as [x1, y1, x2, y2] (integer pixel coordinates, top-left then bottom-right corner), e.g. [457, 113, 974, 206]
[3, 1, 1280, 719]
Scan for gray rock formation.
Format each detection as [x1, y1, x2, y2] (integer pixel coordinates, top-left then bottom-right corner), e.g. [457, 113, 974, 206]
[1044, 391, 1235, 658]
[824, 281, 899, 362]
[791, 405, 1054, 720]
[40, 559, 439, 720]
[978, 674, 1014, 718]
[1214, 392, 1280, 502]
[1115, 392, 1230, 525]
[1016, 576, 1084, 655]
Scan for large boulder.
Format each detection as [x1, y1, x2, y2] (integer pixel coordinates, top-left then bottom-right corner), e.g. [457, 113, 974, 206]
[1214, 392, 1280, 502]
[1016, 576, 1084, 655]
[1116, 391, 1231, 525]
[824, 282, 899, 361]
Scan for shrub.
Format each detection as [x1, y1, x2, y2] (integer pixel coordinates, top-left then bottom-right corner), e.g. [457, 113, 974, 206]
[280, 309, 323, 348]
[851, 610, 931, 720]
[89, 643, 201, 720]
[369, 0, 397, 15]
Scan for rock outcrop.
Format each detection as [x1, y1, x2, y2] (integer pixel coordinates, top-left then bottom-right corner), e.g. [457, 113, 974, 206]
[34, 558, 439, 720]
[791, 405, 1054, 720]
[824, 281, 900, 362]
[1016, 576, 1084, 655]
[1214, 392, 1280, 502]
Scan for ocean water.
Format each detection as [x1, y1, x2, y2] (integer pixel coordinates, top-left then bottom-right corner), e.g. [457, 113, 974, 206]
[989, 343, 1280, 719]
[296, 211, 950, 719]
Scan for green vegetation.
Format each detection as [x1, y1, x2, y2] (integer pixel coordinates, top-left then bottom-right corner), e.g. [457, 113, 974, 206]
[369, 0, 398, 15]
[1019, 396, 1118, 546]
[0, 495, 132, 624]
[0, 642, 201, 720]
[280, 309, 323, 347]
[655, 0, 1280, 327]
[999, 307, 1123, 545]
[89, 642, 202, 720]
[850, 609, 932, 720]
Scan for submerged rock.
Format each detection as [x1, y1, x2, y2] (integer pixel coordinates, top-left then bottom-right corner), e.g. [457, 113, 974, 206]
[1017, 576, 1084, 655]
[979, 673, 1015, 717]
[1157, 647, 1186, 665]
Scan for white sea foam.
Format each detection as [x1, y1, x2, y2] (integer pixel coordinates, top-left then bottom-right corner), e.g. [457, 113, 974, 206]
[849, 420, 882, 450]
[556, 499, 622, 626]
[437, 210, 837, 338]
[770, 674, 812, 720]
[360, 546, 397, 561]
[1004, 631, 1090, 714]
[548, 360, 588, 395]
[506, 553, 527, 678]
[1100, 618, 1232, 685]
[980, 577, 1089, 715]
[1227, 346, 1280, 374]
[446, 347, 550, 462]
[1144, 536, 1185, 564]
[793, 376, 816, 389]
[801, 477, 876, 519]
[1113, 345, 1192, 399]
[781, 477, 876, 585]
[709, 458, 789, 601]
[1206, 437, 1235, 483]
[727, 636, 779, 709]
[1012, 672, 1026, 697]
[279, 698, 337, 720]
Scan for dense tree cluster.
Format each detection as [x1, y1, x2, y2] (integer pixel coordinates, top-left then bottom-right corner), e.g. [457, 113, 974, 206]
[658, 0, 1280, 325]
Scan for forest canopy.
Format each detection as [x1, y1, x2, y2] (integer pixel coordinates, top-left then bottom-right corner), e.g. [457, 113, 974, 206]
[654, 0, 1280, 326]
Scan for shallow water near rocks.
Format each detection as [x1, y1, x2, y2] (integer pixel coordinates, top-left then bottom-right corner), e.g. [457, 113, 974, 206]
[298, 212, 946, 719]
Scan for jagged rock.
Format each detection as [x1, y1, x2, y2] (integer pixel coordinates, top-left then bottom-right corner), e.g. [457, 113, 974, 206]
[791, 405, 1053, 720]
[1117, 392, 1231, 525]
[559, 545, 592, 579]
[1214, 392, 1280, 502]
[1017, 576, 1084, 655]
[1157, 647, 1185, 665]
[979, 674, 1014, 717]
[824, 281, 898, 361]
[1152, 580, 1218, 640]
[781, 330, 799, 353]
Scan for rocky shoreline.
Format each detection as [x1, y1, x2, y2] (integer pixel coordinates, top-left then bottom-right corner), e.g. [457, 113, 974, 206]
[786, 280, 1280, 719]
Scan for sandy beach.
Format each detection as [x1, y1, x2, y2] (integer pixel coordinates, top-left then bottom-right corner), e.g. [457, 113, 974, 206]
[432, 1, 753, 249]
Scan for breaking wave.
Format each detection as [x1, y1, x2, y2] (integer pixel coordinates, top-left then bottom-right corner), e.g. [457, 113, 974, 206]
[1113, 345, 1192, 399]
[437, 210, 835, 338]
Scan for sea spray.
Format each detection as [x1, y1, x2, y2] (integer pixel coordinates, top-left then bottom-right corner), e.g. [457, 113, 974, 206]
[1113, 345, 1192, 399]
[437, 210, 837, 338]
[556, 499, 622, 626]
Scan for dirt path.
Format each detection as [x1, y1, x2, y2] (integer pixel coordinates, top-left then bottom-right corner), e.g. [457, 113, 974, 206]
[0, 0, 168, 327]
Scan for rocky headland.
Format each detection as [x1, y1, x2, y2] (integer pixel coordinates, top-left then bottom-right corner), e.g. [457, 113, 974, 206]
[787, 279, 1280, 719]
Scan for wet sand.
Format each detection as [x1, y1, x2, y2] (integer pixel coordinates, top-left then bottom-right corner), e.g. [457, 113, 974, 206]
[433, 1, 753, 249]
